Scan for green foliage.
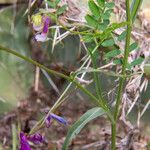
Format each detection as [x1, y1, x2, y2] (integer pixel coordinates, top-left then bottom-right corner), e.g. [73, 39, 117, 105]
[47, 0, 67, 15]
[62, 107, 105, 150]
[82, 35, 94, 42]
[102, 39, 115, 47]
[88, 0, 101, 19]
[129, 42, 138, 52]
[113, 58, 123, 65]
[99, 20, 110, 31]
[85, 0, 115, 30]
[101, 10, 111, 20]
[131, 0, 143, 22]
[85, 15, 99, 28]
[55, 0, 61, 4]
[56, 4, 67, 15]
[47, 0, 60, 7]
[128, 57, 144, 68]
[97, 0, 105, 7]
[118, 31, 127, 41]
[105, 2, 115, 9]
[99, 22, 127, 41]
[47, 1, 56, 7]
[105, 49, 121, 59]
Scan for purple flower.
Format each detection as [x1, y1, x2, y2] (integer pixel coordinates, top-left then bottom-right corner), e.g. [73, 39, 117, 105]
[35, 33, 47, 42]
[32, 14, 43, 31]
[45, 113, 67, 127]
[45, 115, 52, 128]
[32, 15, 51, 42]
[20, 132, 31, 150]
[28, 133, 44, 144]
[43, 16, 51, 34]
[19, 132, 43, 150]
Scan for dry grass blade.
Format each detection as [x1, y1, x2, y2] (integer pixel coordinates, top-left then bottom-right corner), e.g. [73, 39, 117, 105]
[0, 97, 6, 103]
[24, 0, 37, 16]
[55, 27, 76, 45]
[52, 27, 59, 53]
[140, 99, 150, 118]
[41, 69, 60, 95]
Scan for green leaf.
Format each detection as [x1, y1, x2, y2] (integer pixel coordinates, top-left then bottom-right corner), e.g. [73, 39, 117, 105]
[102, 22, 127, 39]
[55, 0, 61, 5]
[88, 0, 100, 19]
[105, 9, 113, 14]
[99, 19, 110, 30]
[118, 31, 127, 41]
[62, 107, 105, 150]
[129, 57, 144, 67]
[82, 35, 94, 43]
[101, 11, 110, 20]
[105, 2, 115, 9]
[105, 49, 121, 59]
[56, 5, 67, 15]
[102, 39, 115, 47]
[109, 22, 127, 31]
[85, 15, 99, 28]
[97, 0, 105, 7]
[47, 1, 55, 8]
[113, 58, 123, 65]
[99, 23, 107, 31]
[129, 42, 138, 52]
[131, 0, 143, 22]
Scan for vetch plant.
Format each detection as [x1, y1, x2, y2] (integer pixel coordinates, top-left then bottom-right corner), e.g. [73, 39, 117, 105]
[0, 0, 147, 149]
[45, 113, 68, 128]
[32, 14, 51, 42]
[19, 132, 43, 150]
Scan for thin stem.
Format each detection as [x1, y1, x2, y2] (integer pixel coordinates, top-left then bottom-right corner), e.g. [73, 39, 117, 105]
[111, 124, 116, 150]
[114, 0, 131, 122]
[0, 45, 100, 105]
[0, 45, 114, 133]
[131, 0, 143, 22]
[111, 0, 132, 149]
[88, 46, 103, 100]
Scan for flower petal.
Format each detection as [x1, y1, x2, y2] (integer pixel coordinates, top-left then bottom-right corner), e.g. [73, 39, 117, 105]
[32, 14, 43, 31]
[50, 113, 67, 125]
[45, 115, 52, 128]
[35, 33, 47, 42]
[28, 133, 44, 144]
[43, 16, 51, 34]
[33, 25, 43, 32]
[20, 132, 31, 150]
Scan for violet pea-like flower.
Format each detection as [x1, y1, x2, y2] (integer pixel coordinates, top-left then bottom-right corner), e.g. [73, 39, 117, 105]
[27, 133, 43, 144]
[45, 113, 67, 128]
[20, 132, 43, 150]
[20, 132, 31, 150]
[32, 14, 51, 42]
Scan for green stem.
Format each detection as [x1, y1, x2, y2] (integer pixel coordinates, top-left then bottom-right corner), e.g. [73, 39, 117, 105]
[111, 0, 132, 149]
[0, 45, 100, 105]
[111, 123, 116, 150]
[131, 0, 143, 22]
[89, 47, 103, 100]
[114, 0, 131, 122]
[0, 45, 114, 133]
